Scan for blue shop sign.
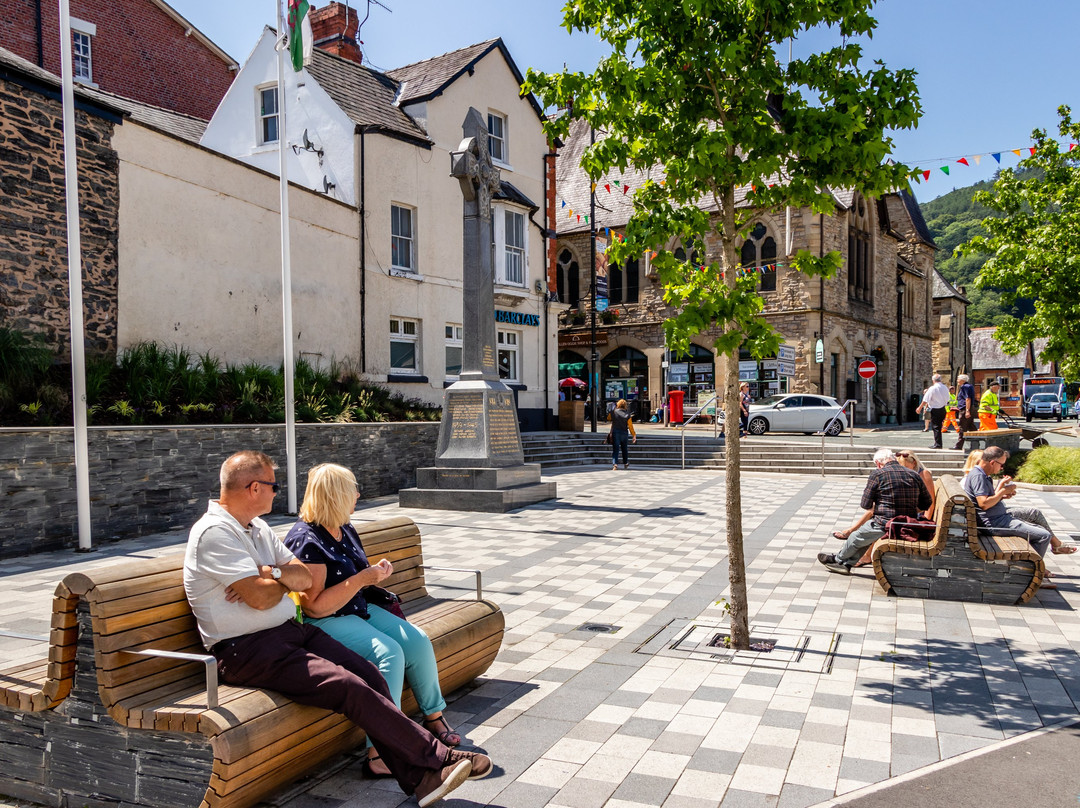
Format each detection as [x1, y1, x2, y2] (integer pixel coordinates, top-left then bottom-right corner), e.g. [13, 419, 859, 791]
[494, 309, 540, 327]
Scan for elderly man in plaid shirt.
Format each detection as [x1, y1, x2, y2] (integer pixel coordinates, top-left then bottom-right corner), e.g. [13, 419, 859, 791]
[818, 448, 932, 575]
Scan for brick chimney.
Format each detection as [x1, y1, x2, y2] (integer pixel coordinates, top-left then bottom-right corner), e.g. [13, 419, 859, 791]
[309, 2, 363, 64]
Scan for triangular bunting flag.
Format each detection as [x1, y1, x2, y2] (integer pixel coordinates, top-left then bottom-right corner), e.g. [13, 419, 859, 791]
[940, 166, 950, 175]
[623, 185, 629, 195]
[613, 179, 620, 187]
[591, 183, 596, 192]
[1071, 143, 1077, 151]
[991, 153, 1001, 163]
[576, 215, 581, 222]
[568, 209, 573, 219]
[973, 155, 983, 166]
[584, 215, 589, 223]
[1011, 149, 1022, 157]
[922, 170, 931, 181]
[1029, 147, 1036, 156]
[604, 184, 610, 193]
[957, 157, 969, 166]
[561, 200, 566, 208]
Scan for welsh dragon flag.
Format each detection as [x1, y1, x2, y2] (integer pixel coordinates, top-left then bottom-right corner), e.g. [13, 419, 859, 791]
[287, 0, 312, 72]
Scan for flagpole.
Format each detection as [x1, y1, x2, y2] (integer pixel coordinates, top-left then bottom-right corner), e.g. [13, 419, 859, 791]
[276, 0, 298, 514]
[59, 0, 92, 551]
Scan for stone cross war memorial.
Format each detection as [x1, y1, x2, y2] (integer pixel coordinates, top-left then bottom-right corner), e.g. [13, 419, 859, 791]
[399, 108, 556, 513]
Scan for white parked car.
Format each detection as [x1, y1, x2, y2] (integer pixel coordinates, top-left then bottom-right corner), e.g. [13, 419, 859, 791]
[1025, 392, 1062, 422]
[745, 394, 849, 436]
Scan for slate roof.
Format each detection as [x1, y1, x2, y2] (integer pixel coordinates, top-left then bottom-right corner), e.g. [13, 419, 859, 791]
[899, 188, 937, 247]
[970, 327, 1029, 371]
[387, 38, 544, 120]
[495, 180, 538, 212]
[303, 44, 430, 145]
[0, 45, 207, 142]
[933, 269, 969, 302]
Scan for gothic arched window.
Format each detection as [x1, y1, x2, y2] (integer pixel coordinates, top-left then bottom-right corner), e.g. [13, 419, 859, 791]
[740, 222, 777, 292]
[848, 195, 873, 303]
[557, 248, 580, 307]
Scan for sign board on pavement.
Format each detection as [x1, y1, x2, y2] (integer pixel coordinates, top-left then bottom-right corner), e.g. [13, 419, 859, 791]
[777, 360, 796, 377]
[777, 345, 796, 362]
[858, 360, 877, 379]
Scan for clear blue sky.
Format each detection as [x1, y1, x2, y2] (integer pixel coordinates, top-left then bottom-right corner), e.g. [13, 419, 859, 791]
[169, 0, 1080, 202]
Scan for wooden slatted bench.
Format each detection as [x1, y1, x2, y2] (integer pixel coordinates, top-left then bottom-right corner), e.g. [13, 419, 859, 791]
[871, 474, 1045, 604]
[960, 428, 1023, 453]
[0, 516, 504, 808]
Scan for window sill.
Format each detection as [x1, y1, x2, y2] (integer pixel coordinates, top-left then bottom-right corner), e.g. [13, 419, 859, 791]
[505, 383, 527, 391]
[389, 268, 423, 281]
[492, 159, 514, 172]
[387, 374, 429, 384]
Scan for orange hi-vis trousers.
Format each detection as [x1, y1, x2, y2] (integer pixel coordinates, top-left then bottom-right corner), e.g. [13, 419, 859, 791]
[979, 413, 998, 431]
[943, 409, 959, 432]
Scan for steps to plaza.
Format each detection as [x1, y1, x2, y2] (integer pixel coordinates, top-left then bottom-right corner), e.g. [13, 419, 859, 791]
[521, 431, 971, 476]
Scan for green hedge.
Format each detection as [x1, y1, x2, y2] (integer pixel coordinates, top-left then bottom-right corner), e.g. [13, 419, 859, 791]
[0, 330, 440, 427]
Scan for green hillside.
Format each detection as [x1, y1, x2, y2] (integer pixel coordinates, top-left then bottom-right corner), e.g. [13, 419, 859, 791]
[919, 172, 1036, 327]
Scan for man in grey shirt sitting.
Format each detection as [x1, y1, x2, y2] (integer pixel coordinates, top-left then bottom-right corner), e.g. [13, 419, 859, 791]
[962, 446, 1076, 587]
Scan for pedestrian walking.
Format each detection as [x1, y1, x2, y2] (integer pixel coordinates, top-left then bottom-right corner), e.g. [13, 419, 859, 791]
[916, 388, 932, 432]
[952, 373, 977, 449]
[609, 398, 636, 470]
[739, 382, 751, 437]
[919, 374, 950, 449]
[942, 386, 959, 433]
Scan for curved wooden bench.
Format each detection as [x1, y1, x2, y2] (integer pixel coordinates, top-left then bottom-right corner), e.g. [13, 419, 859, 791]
[872, 475, 1044, 604]
[0, 516, 504, 808]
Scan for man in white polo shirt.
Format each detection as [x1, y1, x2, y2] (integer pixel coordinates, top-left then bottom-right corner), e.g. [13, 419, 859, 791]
[184, 450, 490, 807]
[918, 373, 951, 449]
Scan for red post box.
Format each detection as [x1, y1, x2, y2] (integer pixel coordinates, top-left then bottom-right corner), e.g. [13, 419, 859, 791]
[668, 390, 685, 425]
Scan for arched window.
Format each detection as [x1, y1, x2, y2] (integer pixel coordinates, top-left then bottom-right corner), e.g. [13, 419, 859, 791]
[607, 257, 640, 305]
[740, 222, 777, 292]
[848, 195, 873, 303]
[673, 245, 700, 265]
[557, 249, 580, 308]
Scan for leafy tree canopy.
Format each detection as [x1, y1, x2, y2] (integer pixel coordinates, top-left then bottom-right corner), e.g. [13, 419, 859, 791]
[958, 106, 1080, 378]
[525, 0, 921, 359]
[524, 0, 920, 648]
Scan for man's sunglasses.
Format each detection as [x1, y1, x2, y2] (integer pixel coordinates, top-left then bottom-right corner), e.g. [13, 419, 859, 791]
[247, 480, 280, 493]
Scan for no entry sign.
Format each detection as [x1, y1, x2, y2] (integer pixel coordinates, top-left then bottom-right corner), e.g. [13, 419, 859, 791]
[857, 359, 877, 379]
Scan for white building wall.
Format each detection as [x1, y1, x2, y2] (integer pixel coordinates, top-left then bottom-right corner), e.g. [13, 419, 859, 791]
[115, 122, 359, 368]
[200, 29, 354, 205]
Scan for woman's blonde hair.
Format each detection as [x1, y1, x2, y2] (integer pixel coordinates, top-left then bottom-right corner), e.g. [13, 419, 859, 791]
[616, 398, 628, 409]
[962, 450, 983, 475]
[898, 450, 925, 472]
[299, 463, 357, 527]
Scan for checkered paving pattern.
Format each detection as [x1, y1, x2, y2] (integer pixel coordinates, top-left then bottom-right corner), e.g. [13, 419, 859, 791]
[2, 470, 1080, 808]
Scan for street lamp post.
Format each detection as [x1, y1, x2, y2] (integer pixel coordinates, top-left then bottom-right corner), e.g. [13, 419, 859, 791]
[896, 274, 905, 424]
[588, 127, 598, 433]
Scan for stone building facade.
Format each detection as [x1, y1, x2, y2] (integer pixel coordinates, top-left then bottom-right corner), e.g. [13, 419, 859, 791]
[0, 48, 121, 357]
[553, 119, 939, 425]
[931, 271, 972, 385]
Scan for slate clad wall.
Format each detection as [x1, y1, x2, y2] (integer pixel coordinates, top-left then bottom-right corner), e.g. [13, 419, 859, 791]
[0, 422, 439, 558]
[0, 72, 120, 357]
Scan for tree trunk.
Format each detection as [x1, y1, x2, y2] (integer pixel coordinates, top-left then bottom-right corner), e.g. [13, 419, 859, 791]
[720, 187, 750, 650]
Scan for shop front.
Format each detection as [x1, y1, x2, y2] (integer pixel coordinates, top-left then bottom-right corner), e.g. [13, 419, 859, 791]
[600, 346, 650, 420]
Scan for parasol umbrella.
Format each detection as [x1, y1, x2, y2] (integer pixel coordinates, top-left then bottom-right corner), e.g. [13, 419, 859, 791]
[558, 377, 587, 388]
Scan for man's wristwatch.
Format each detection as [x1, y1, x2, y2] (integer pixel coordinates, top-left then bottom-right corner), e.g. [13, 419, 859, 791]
[270, 566, 283, 580]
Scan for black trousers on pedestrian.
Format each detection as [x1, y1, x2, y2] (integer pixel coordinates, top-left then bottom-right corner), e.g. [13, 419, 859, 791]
[930, 406, 946, 448]
[213, 620, 447, 795]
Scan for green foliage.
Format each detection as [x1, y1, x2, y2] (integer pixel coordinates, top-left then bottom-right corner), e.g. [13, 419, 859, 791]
[1014, 446, 1080, 486]
[919, 170, 1040, 328]
[0, 331, 441, 426]
[956, 106, 1080, 378]
[524, 0, 920, 361]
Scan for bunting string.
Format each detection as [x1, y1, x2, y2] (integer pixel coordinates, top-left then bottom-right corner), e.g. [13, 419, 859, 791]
[909, 138, 1077, 184]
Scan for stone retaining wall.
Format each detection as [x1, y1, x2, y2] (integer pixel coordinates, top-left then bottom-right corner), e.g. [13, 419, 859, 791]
[0, 422, 439, 558]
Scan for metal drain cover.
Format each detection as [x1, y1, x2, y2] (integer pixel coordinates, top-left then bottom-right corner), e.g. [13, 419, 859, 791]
[576, 623, 621, 634]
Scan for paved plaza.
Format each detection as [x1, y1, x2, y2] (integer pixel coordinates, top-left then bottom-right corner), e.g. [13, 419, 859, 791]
[2, 464, 1080, 807]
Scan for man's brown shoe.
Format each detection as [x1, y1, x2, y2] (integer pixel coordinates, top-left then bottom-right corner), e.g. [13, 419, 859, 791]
[448, 748, 493, 780]
[415, 759, 471, 807]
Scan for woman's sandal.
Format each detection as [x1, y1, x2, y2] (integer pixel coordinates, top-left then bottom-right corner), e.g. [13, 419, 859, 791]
[424, 715, 462, 748]
[832, 531, 850, 541]
[362, 752, 394, 779]
[1052, 544, 1078, 555]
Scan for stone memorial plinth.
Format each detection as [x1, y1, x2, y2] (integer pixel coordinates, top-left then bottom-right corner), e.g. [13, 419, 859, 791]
[399, 108, 555, 513]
